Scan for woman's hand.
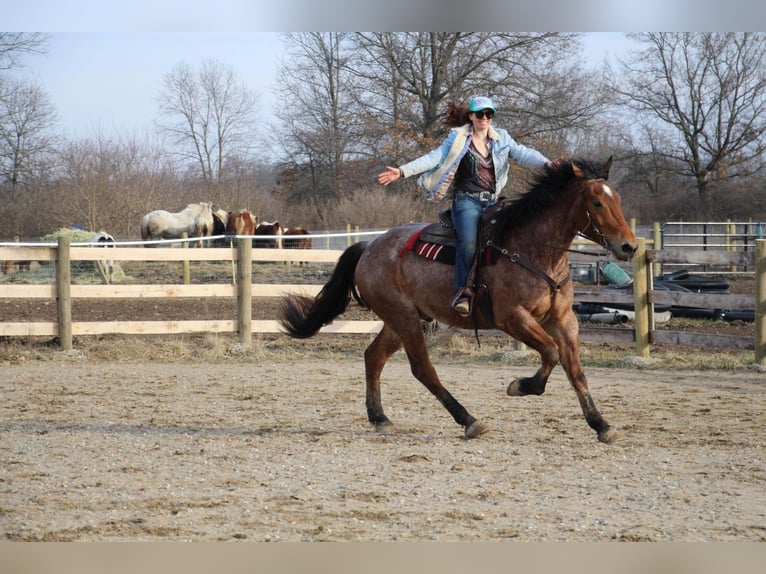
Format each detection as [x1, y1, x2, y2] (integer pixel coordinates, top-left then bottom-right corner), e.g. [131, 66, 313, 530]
[545, 158, 564, 170]
[377, 166, 402, 186]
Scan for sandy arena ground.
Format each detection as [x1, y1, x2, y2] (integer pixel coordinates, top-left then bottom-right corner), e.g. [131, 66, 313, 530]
[1, 356, 764, 541]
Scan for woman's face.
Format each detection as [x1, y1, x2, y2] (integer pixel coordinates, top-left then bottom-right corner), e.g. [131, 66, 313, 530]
[469, 108, 494, 129]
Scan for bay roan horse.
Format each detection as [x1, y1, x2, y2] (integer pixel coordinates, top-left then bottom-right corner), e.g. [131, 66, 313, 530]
[280, 158, 637, 443]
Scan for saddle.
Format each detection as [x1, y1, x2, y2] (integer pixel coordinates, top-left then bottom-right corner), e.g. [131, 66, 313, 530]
[400, 198, 510, 327]
[403, 200, 507, 265]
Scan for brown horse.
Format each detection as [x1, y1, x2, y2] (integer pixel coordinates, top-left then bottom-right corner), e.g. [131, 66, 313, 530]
[226, 210, 257, 236]
[283, 226, 313, 265]
[283, 226, 313, 250]
[280, 158, 637, 443]
[253, 221, 283, 248]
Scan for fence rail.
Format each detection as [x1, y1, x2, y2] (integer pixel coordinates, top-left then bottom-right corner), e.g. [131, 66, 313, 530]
[1, 234, 764, 365]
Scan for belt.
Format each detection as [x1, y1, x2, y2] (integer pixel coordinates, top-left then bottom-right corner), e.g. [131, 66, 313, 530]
[462, 190, 496, 202]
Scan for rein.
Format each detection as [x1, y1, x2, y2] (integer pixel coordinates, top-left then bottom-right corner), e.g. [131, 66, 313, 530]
[486, 241, 571, 295]
[534, 208, 611, 257]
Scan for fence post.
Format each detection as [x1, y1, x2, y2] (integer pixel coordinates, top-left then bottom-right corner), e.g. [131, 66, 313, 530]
[726, 219, 737, 273]
[237, 237, 252, 348]
[652, 222, 662, 277]
[756, 239, 766, 366]
[230, 239, 237, 285]
[632, 237, 650, 357]
[56, 236, 73, 350]
[182, 232, 190, 284]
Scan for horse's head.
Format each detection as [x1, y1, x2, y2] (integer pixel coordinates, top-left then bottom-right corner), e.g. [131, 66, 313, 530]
[571, 158, 637, 261]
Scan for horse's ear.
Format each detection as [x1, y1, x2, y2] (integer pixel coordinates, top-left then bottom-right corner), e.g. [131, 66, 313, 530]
[598, 156, 613, 179]
[571, 162, 585, 178]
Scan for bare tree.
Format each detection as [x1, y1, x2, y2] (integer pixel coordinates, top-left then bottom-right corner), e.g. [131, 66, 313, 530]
[0, 33, 48, 71]
[347, 31, 615, 189]
[54, 132, 179, 238]
[352, 33, 587, 137]
[0, 77, 58, 193]
[614, 33, 766, 209]
[275, 32, 611, 211]
[274, 33, 364, 218]
[156, 59, 259, 190]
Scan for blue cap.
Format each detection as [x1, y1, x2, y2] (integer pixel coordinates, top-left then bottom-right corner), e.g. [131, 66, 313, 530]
[468, 96, 497, 113]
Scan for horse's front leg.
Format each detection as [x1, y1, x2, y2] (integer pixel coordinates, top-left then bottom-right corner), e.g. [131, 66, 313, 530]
[364, 324, 402, 429]
[502, 317, 560, 397]
[550, 312, 617, 444]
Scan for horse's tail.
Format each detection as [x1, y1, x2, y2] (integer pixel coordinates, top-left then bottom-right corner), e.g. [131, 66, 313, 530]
[279, 241, 369, 339]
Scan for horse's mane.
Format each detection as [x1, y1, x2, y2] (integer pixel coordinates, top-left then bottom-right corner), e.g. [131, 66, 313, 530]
[493, 158, 608, 234]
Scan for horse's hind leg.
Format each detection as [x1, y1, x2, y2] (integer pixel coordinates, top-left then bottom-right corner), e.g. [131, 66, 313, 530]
[398, 323, 489, 438]
[364, 325, 403, 429]
[366, 322, 488, 438]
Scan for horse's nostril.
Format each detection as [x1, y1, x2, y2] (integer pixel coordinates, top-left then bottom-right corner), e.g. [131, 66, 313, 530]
[622, 243, 637, 255]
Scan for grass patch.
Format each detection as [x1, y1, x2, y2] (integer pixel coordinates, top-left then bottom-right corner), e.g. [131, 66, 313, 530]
[0, 328, 759, 372]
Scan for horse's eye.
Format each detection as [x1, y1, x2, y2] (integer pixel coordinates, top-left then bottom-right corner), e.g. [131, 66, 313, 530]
[593, 200, 603, 208]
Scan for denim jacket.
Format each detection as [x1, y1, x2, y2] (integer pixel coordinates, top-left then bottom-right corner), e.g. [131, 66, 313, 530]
[399, 123, 549, 200]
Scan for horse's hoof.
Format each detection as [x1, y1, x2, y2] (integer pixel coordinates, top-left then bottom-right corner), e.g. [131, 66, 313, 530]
[465, 421, 490, 438]
[506, 379, 522, 396]
[374, 420, 394, 432]
[598, 428, 619, 444]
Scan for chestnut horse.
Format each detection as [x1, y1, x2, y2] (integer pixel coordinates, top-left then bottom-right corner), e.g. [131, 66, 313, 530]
[280, 158, 637, 443]
[283, 226, 312, 250]
[226, 210, 257, 236]
[283, 226, 313, 265]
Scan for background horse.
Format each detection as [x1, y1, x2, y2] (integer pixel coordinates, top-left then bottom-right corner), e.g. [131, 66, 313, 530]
[283, 226, 312, 265]
[90, 230, 116, 284]
[283, 226, 312, 249]
[253, 221, 283, 248]
[226, 210, 258, 237]
[140, 202, 214, 245]
[280, 158, 637, 443]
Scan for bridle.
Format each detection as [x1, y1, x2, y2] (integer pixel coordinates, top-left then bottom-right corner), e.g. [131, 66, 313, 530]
[576, 206, 610, 254]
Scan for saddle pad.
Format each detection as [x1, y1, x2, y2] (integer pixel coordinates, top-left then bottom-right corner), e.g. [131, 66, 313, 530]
[399, 225, 500, 266]
[399, 225, 456, 264]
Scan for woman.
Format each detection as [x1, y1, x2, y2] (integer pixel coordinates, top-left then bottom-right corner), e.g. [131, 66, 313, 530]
[377, 96, 554, 316]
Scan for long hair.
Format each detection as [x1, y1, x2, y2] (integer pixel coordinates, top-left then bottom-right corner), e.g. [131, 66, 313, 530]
[442, 101, 471, 128]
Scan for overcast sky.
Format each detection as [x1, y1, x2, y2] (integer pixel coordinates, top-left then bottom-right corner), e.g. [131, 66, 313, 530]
[13, 33, 285, 138]
[6, 1, 764, 140]
[10, 32, 636, 140]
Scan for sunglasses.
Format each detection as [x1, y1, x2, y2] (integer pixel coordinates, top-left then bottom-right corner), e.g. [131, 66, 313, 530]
[474, 110, 494, 119]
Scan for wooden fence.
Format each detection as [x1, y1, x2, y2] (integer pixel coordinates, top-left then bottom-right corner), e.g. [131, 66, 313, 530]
[1, 236, 764, 365]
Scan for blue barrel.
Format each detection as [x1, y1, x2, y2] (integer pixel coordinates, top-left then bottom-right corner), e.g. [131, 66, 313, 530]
[600, 261, 632, 285]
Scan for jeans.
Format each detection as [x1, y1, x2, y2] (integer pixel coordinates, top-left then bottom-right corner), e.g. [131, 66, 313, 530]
[451, 192, 495, 296]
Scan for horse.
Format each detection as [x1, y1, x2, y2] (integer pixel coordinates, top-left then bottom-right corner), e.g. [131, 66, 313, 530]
[283, 226, 312, 265]
[90, 230, 116, 284]
[279, 158, 637, 443]
[226, 210, 258, 237]
[2, 259, 31, 274]
[140, 202, 214, 246]
[213, 208, 229, 235]
[207, 208, 230, 247]
[283, 226, 312, 250]
[253, 221, 283, 249]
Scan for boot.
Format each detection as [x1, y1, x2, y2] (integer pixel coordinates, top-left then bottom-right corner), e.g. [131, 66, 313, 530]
[450, 288, 473, 317]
